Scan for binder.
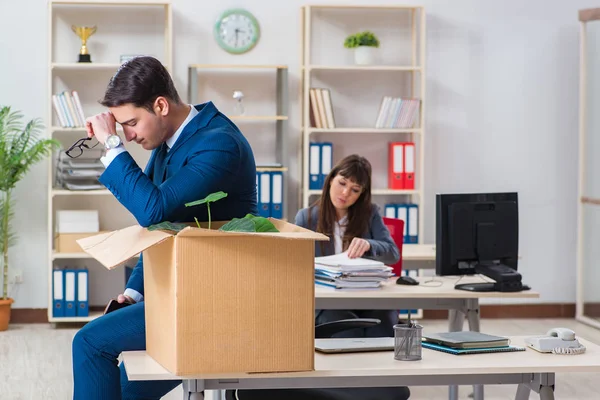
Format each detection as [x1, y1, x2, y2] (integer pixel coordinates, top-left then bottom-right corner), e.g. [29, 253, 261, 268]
[396, 204, 409, 244]
[388, 142, 404, 189]
[407, 203, 419, 244]
[270, 171, 283, 219]
[404, 142, 416, 189]
[76, 269, 89, 317]
[320, 142, 333, 189]
[384, 204, 397, 219]
[422, 342, 526, 355]
[52, 269, 65, 317]
[309, 143, 321, 190]
[258, 171, 271, 218]
[64, 269, 77, 317]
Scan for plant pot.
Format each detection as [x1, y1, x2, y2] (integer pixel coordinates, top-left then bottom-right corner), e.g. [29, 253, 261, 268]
[0, 298, 14, 331]
[354, 46, 376, 65]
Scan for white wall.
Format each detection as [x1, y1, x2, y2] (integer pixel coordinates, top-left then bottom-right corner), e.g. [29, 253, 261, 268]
[0, 0, 596, 309]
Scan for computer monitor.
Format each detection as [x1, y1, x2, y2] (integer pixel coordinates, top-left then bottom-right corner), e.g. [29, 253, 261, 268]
[436, 192, 527, 292]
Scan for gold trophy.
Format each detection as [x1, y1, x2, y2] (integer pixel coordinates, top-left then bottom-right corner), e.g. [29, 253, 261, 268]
[72, 25, 97, 63]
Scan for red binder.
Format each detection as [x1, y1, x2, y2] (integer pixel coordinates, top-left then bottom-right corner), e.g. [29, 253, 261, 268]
[403, 142, 415, 190]
[388, 142, 404, 189]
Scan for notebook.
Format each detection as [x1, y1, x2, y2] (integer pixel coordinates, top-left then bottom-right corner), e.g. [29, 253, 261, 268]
[315, 337, 395, 353]
[422, 341, 526, 355]
[423, 331, 510, 349]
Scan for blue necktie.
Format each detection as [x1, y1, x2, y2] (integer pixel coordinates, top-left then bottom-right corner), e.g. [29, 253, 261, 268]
[152, 143, 168, 185]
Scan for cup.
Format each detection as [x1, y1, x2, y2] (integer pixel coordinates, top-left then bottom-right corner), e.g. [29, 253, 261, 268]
[72, 25, 97, 63]
[394, 323, 423, 361]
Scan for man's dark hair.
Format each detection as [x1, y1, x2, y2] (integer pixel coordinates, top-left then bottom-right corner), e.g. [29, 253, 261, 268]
[100, 56, 181, 112]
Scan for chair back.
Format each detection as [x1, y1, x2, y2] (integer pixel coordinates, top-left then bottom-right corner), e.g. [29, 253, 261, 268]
[382, 217, 405, 276]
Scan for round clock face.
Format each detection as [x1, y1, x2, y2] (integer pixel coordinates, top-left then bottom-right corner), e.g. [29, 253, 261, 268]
[214, 9, 260, 54]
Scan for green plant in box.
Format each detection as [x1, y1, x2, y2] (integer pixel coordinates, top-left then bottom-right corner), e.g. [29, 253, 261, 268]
[148, 191, 279, 233]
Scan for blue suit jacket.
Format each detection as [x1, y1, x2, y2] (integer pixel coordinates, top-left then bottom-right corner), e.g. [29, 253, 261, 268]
[99, 102, 258, 296]
[294, 204, 399, 265]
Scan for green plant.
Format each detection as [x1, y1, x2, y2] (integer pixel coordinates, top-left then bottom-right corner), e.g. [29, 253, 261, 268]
[344, 31, 380, 48]
[185, 191, 228, 230]
[148, 191, 280, 233]
[0, 106, 60, 300]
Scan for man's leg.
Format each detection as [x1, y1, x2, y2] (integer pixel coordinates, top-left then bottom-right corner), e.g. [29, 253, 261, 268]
[72, 301, 180, 400]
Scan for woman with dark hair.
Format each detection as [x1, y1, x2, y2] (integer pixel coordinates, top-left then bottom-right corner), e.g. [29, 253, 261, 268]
[295, 154, 400, 337]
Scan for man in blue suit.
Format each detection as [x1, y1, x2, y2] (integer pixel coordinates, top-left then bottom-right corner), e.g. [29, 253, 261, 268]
[71, 56, 258, 400]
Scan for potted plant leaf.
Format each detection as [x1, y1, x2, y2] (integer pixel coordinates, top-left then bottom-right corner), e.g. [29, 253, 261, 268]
[344, 30, 380, 65]
[0, 106, 60, 331]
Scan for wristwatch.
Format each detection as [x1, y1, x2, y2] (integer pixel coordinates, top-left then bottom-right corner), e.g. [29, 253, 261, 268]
[105, 134, 122, 150]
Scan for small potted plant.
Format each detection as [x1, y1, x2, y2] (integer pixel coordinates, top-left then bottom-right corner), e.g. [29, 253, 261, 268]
[344, 31, 380, 65]
[0, 106, 59, 331]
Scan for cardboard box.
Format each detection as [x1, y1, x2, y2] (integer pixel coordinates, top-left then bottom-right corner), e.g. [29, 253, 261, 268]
[77, 218, 328, 375]
[55, 232, 108, 253]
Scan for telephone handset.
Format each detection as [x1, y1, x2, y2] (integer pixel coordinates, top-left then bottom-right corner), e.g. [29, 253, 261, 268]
[525, 327, 587, 355]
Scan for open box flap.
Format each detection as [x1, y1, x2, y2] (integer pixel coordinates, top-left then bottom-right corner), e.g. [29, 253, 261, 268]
[76, 225, 173, 270]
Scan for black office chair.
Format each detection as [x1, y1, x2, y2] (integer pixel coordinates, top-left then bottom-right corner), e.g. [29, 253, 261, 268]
[225, 318, 411, 400]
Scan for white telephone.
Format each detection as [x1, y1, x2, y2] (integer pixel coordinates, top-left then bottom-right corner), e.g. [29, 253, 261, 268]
[525, 328, 586, 355]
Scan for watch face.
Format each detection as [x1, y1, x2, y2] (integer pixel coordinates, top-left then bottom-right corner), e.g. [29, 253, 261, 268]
[106, 135, 121, 148]
[214, 9, 260, 54]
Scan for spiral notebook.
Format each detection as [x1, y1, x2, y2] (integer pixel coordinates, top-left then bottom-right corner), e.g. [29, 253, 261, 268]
[422, 341, 526, 355]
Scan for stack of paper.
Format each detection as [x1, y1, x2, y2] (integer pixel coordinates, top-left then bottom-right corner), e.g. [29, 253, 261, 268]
[315, 252, 394, 289]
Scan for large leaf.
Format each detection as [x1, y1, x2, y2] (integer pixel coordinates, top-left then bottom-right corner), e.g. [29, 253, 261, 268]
[219, 218, 256, 232]
[218, 214, 279, 233]
[148, 221, 187, 233]
[185, 191, 228, 207]
[250, 215, 279, 233]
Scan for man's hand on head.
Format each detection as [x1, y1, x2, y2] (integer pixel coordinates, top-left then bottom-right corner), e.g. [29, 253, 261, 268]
[86, 112, 118, 145]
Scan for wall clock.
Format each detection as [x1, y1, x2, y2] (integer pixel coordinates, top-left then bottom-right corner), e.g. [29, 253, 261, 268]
[214, 9, 260, 54]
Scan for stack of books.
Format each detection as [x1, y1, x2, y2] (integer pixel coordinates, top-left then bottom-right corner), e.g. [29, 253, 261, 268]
[421, 331, 526, 355]
[314, 252, 394, 289]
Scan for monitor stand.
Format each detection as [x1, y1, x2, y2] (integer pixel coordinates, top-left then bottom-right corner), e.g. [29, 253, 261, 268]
[454, 264, 528, 292]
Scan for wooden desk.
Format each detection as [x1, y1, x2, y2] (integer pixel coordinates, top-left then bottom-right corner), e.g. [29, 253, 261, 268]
[315, 276, 540, 400]
[123, 336, 600, 400]
[400, 244, 436, 270]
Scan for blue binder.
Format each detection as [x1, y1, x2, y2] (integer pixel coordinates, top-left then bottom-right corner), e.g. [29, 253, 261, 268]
[319, 142, 333, 188]
[76, 269, 89, 317]
[52, 269, 65, 317]
[384, 203, 397, 219]
[270, 171, 283, 219]
[257, 171, 271, 218]
[395, 204, 409, 244]
[309, 143, 321, 190]
[64, 269, 77, 317]
[407, 203, 419, 243]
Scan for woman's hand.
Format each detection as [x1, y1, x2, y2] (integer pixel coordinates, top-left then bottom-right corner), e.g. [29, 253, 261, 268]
[347, 238, 371, 259]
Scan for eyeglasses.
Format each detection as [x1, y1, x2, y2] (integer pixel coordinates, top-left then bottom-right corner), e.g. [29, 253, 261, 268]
[65, 137, 100, 159]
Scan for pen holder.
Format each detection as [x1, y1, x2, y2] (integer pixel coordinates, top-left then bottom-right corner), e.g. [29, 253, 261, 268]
[394, 323, 423, 361]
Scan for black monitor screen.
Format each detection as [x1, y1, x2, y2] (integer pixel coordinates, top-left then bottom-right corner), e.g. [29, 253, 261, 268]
[436, 192, 518, 276]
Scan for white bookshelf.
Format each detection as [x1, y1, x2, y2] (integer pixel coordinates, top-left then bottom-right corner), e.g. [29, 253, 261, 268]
[47, 0, 172, 324]
[188, 64, 290, 220]
[300, 5, 426, 249]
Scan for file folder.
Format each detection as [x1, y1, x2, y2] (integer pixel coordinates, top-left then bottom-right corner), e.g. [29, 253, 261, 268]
[309, 143, 321, 190]
[396, 204, 409, 244]
[320, 142, 333, 189]
[258, 171, 271, 218]
[388, 142, 404, 189]
[407, 203, 419, 243]
[404, 142, 415, 189]
[64, 269, 77, 317]
[52, 269, 65, 317]
[270, 171, 283, 219]
[76, 269, 89, 317]
[384, 204, 397, 219]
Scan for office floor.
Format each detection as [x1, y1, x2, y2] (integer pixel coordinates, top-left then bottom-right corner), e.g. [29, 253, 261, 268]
[1, 318, 598, 400]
